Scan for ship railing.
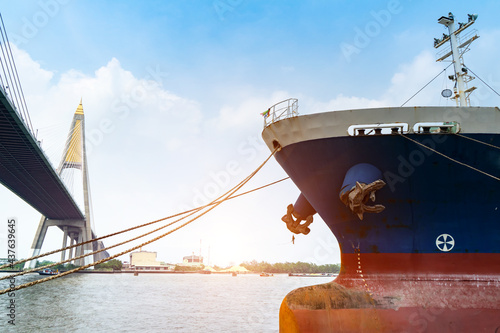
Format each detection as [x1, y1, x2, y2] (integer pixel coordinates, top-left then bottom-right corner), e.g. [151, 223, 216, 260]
[263, 98, 298, 127]
[436, 28, 478, 62]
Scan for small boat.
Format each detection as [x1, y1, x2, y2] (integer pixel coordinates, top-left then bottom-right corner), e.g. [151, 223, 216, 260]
[260, 272, 273, 277]
[38, 268, 59, 276]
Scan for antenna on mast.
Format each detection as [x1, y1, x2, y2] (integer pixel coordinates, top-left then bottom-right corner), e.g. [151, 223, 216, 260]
[435, 12, 479, 106]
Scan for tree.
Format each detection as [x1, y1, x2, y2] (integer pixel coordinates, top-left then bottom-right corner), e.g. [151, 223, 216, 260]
[240, 261, 340, 274]
[53, 263, 79, 270]
[35, 260, 54, 268]
[174, 265, 202, 271]
[95, 259, 122, 270]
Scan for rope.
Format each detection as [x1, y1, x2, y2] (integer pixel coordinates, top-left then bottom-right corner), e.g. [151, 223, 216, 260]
[0, 175, 289, 271]
[2, 164, 257, 280]
[400, 63, 454, 107]
[454, 133, 500, 151]
[1, 207, 200, 281]
[466, 67, 500, 98]
[0, 150, 278, 294]
[1, 149, 276, 292]
[399, 133, 500, 181]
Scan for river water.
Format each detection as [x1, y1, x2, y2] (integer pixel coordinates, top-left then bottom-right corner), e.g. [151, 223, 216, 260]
[0, 272, 333, 332]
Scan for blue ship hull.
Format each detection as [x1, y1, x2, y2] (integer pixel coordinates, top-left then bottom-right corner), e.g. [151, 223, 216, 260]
[275, 133, 500, 256]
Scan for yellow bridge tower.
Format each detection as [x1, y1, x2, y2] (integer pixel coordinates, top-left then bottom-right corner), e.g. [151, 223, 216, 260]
[25, 100, 106, 268]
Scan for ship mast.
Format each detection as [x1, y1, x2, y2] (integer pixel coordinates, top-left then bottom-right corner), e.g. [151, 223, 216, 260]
[434, 13, 479, 106]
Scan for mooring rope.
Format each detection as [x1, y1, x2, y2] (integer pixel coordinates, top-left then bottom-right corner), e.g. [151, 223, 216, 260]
[0, 150, 278, 295]
[0, 175, 289, 272]
[465, 67, 500, 99]
[454, 133, 500, 151]
[399, 133, 500, 181]
[0, 204, 206, 281]
[400, 63, 453, 107]
[0, 175, 290, 281]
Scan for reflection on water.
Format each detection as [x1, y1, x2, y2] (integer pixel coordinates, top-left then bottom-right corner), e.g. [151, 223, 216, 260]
[0, 272, 333, 332]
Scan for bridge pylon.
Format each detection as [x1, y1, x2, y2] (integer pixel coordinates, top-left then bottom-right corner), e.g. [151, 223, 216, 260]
[25, 100, 104, 269]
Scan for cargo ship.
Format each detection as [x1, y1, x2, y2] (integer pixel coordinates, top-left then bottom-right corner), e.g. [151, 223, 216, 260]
[262, 13, 500, 332]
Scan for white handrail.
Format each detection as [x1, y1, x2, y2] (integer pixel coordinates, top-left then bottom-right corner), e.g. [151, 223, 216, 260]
[263, 98, 299, 127]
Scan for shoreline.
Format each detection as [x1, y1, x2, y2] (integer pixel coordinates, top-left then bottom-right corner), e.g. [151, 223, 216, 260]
[0, 269, 338, 275]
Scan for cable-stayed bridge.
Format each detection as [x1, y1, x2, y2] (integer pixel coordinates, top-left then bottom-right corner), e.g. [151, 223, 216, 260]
[0, 18, 108, 268]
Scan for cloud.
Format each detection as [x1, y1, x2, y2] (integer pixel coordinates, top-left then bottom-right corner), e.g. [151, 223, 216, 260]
[298, 50, 448, 115]
[10, 45, 204, 163]
[9, 44, 54, 92]
[210, 90, 290, 131]
[383, 50, 443, 106]
[304, 94, 387, 113]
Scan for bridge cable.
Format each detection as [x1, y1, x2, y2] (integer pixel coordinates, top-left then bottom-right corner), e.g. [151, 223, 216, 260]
[0, 150, 279, 293]
[398, 133, 500, 181]
[60, 121, 83, 195]
[0, 13, 34, 135]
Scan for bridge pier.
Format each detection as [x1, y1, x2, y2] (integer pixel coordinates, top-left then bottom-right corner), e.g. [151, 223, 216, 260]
[68, 232, 75, 263]
[75, 232, 83, 266]
[24, 215, 48, 269]
[24, 220, 92, 268]
[61, 226, 68, 262]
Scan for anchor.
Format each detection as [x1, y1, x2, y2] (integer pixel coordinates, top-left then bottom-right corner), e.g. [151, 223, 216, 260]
[340, 180, 386, 220]
[282, 204, 314, 235]
[339, 163, 386, 220]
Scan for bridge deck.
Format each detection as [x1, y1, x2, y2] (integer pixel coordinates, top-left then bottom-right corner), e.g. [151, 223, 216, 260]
[0, 88, 84, 220]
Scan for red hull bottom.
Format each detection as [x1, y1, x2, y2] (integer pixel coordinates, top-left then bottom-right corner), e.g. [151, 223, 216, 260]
[281, 305, 500, 333]
[280, 279, 500, 332]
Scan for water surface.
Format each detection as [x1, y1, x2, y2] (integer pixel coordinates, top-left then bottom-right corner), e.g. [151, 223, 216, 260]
[0, 272, 333, 332]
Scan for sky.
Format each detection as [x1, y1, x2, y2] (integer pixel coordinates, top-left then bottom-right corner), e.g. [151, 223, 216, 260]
[0, 0, 499, 267]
